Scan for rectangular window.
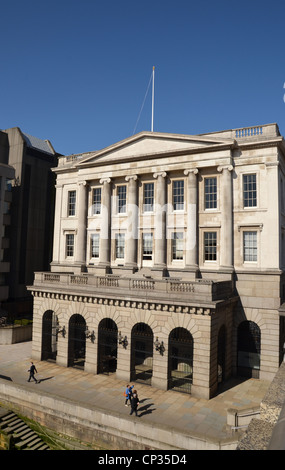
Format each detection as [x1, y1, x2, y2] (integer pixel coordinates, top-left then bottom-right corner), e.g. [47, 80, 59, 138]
[172, 232, 184, 260]
[243, 174, 257, 208]
[92, 188, 101, 215]
[142, 233, 153, 260]
[117, 185, 127, 213]
[115, 233, 125, 259]
[68, 190, 76, 216]
[205, 177, 217, 209]
[204, 232, 217, 261]
[243, 231, 257, 262]
[66, 234, 74, 257]
[143, 183, 154, 212]
[173, 180, 184, 210]
[91, 233, 100, 258]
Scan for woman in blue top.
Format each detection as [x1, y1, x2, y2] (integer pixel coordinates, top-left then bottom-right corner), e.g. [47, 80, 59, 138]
[125, 384, 134, 406]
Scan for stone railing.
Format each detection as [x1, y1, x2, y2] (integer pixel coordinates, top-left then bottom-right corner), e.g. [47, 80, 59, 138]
[235, 126, 263, 138]
[33, 272, 234, 304]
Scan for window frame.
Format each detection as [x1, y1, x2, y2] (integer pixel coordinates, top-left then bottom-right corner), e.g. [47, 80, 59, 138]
[67, 190, 76, 217]
[204, 231, 217, 262]
[171, 232, 184, 261]
[92, 187, 101, 215]
[243, 173, 257, 208]
[243, 230, 258, 263]
[65, 233, 75, 258]
[204, 176, 217, 210]
[115, 233, 125, 259]
[172, 180, 184, 211]
[117, 185, 127, 214]
[90, 233, 100, 259]
[143, 182, 154, 213]
[142, 232, 153, 261]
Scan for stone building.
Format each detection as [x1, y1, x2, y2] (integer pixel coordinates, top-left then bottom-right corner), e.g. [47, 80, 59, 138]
[0, 127, 58, 318]
[29, 123, 285, 399]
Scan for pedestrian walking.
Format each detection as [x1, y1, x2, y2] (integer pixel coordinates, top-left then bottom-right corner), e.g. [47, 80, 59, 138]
[130, 390, 140, 416]
[27, 362, 38, 383]
[124, 384, 134, 406]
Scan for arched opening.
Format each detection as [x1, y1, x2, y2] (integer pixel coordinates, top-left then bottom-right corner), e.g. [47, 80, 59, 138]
[97, 318, 118, 375]
[131, 323, 153, 385]
[68, 314, 86, 369]
[41, 310, 58, 361]
[168, 327, 193, 394]
[237, 320, 261, 378]
[218, 325, 226, 384]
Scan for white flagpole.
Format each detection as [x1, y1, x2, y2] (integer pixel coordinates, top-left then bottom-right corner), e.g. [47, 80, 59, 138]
[151, 66, 155, 132]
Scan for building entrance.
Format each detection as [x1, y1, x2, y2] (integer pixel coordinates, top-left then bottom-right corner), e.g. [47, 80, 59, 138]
[41, 310, 58, 361]
[131, 323, 153, 384]
[237, 321, 260, 378]
[97, 318, 118, 375]
[68, 314, 86, 369]
[168, 327, 193, 394]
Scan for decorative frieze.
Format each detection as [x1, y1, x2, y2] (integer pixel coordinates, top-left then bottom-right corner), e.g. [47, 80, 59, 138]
[30, 289, 215, 315]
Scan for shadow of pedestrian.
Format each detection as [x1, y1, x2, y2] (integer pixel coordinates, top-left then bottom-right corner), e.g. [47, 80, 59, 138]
[0, 374, 12, 381]
[36, 376, 54, 384]
[138, 403, 156, 417]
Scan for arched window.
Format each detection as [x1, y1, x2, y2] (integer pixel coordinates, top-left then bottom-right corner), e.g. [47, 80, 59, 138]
[168, 327, 193, 394]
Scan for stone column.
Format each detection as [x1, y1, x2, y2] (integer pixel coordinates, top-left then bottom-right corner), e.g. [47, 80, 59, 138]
[99, 177, 112, 268]
[184, 169, 199, 272]
[125, 175, 138, 269]
[217, 165, 233, 270]
[75, 181, 88, 270]
[153, 172, 167, 274]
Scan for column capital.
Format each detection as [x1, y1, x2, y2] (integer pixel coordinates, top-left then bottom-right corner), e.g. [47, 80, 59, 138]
[184, 168, 199, 176]
[99, 177, 112, 184]
[78, 180, 88, 187]
[153, 171, 167, 179]
[217, 164, 233, 173]
[125, 175, 138, 182]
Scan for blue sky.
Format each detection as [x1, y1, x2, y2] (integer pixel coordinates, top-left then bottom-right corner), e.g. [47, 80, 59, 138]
[1, 0, 285, 155]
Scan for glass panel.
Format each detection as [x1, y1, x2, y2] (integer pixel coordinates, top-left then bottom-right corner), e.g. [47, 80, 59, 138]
[173, 180, 184, 210]
[205, 177, 217, 209]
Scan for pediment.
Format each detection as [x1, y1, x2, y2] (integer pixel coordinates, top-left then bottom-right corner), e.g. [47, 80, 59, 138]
[77, 131, 233, 168]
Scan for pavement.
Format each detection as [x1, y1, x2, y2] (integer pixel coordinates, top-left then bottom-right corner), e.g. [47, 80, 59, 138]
[0, 341, 271, 446]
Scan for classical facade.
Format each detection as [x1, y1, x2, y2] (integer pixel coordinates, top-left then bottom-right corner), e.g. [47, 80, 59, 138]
[29, 123, 285, 399]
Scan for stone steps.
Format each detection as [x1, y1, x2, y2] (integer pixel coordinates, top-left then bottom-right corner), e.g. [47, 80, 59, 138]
[0, 410, 50, 450]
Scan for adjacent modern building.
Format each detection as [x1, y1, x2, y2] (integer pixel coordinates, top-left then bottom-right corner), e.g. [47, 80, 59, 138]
[29, 123, 285, 399]
[0, 127, 58, 318]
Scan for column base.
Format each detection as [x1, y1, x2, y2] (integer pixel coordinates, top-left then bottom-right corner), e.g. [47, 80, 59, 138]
[112, 264, 137, 275]
[151, 265, 167, 278]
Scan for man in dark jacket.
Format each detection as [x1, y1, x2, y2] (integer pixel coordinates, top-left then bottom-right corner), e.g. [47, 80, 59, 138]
[27, 362, 38, 383]
[130, 390, 139, 416]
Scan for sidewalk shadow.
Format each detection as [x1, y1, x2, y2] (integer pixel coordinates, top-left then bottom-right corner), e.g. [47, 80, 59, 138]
[37, 376, 54, 384]
[138, 402, 156, 417]
[0, 374, 12, 382]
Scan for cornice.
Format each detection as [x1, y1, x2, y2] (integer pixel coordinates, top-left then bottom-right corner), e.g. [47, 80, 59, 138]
[30, 288, 221, 316]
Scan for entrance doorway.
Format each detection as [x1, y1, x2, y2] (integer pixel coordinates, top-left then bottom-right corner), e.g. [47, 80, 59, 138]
[218, 325, 226, 384]
[68, 314, 86, 369]
[97, 318, 118, 375]
[237, 321, 261, 378]
[41, 310, 58, 361]
[168, 327, 193, 394]
[131, 323, 153, 384]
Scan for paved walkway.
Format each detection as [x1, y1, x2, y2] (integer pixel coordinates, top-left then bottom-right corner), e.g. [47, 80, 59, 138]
[0, 342, 270, 445]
